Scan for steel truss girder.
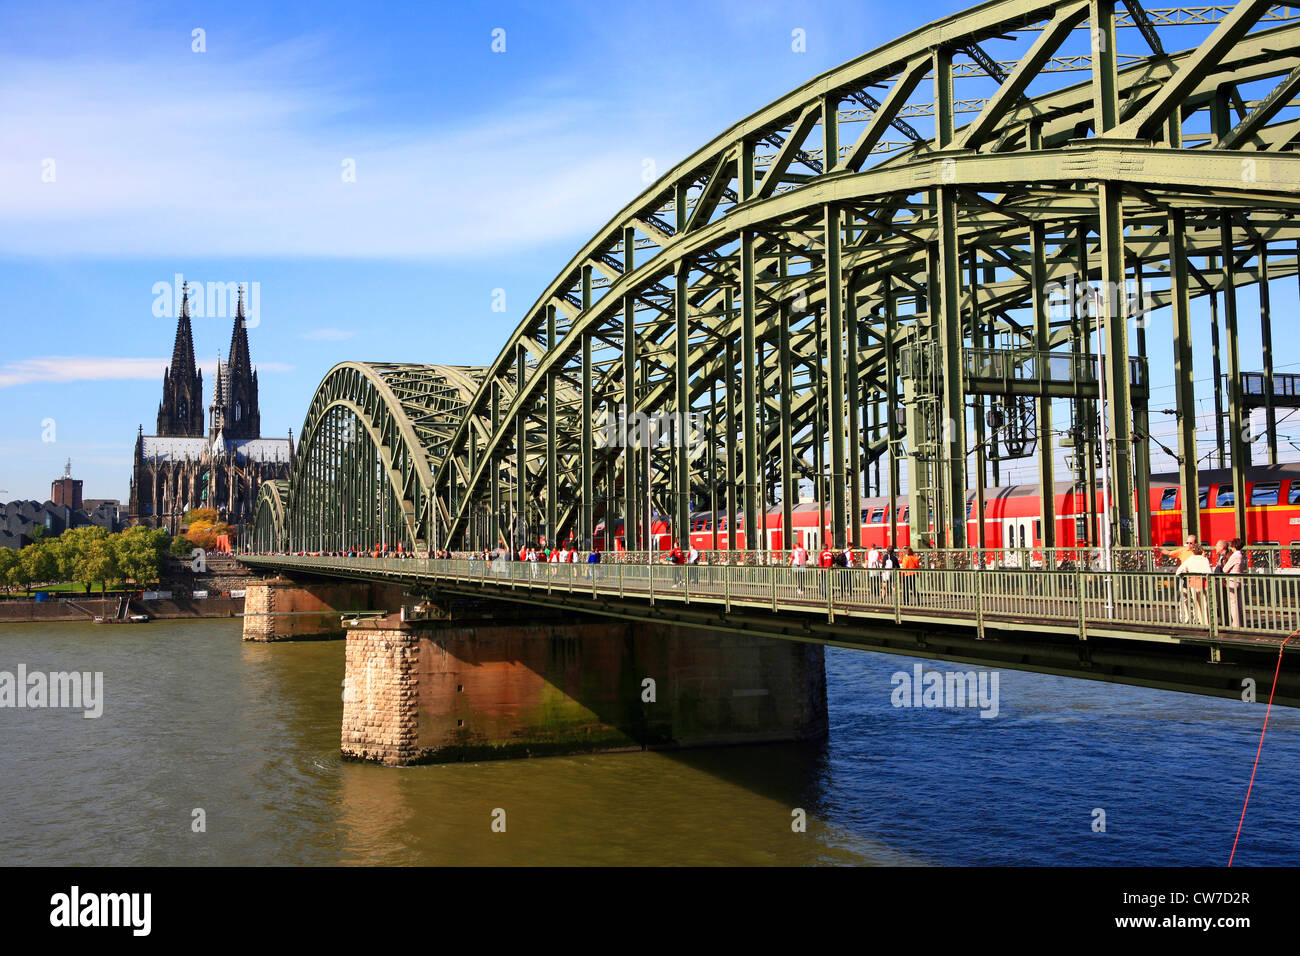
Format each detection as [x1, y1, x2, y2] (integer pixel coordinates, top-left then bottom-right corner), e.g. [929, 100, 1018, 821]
[440, 144, 1298, 548]
[284, 362, 487, 552]
[275, 1, 1300, 555]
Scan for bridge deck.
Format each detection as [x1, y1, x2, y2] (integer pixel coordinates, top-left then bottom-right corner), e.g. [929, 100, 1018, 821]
[242, 556, 1300, 651]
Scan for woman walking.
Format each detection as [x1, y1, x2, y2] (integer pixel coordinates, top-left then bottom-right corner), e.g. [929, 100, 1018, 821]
[1222, 538, 1246, 629]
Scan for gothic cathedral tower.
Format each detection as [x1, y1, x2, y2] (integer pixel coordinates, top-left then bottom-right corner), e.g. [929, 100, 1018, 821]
[209, 286, 261, 441]
[156, 283, 204, 437]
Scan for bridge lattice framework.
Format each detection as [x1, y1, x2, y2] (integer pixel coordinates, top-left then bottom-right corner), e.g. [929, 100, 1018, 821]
[253, 0, 1300, 557]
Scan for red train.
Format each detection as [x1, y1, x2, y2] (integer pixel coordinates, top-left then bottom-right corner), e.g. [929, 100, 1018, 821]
[593, 463, 1300, 558]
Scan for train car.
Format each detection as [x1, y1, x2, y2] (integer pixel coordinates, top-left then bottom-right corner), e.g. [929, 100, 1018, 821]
[594, 463, 1300, 561]
[1149, 463, 1300, 562]
[593, 517, 673, 552]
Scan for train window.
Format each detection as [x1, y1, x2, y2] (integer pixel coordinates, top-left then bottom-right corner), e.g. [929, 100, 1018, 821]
[1198, 488, 1209, 509]
[1251, 482, 1280, 507]
[1216, 487, 1235, 508]
[1034, 520, 1041, 542]
[861, 508, 870, 524]
[1290, 483, 1300, 506]
[1075, 517, 1088, 540]
[1159, 488, 1178, 511]
[871, 508, 884, 523]
[900, 507, 909, 521]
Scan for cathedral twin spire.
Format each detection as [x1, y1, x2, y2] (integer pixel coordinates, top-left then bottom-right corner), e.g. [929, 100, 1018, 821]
[157, 284, 260, 442]
[156, 284, 203, 436]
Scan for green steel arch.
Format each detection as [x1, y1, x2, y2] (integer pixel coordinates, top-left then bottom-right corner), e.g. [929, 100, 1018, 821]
[284, 362, 487, 552]
[251, 479, 289, 552]
[425, 0, 1300, 554]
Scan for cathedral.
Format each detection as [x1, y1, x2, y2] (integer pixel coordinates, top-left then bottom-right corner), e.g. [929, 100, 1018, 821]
[128, 284, 293, 535]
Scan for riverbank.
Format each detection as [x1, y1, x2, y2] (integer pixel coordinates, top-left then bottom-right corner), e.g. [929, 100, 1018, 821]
[0, 595, 243, 622]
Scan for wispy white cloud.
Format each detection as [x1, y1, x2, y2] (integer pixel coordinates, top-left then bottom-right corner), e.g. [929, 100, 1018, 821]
[0, 357, 169, 388]
[298, 328, 356, 341]
[0, 356, 293, 388]
[0, 37, 697, 260]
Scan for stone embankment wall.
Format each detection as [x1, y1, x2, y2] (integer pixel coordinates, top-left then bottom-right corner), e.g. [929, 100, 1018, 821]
[0, 595, 242, 623]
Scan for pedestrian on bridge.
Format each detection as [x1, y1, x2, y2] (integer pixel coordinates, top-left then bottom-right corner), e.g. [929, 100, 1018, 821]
[818, 545, 834, 597]
[668, 544, 686, 588]
[838, 544, 855, 597]
[1177, 545, 1212, 625]
[1222, 538, 1246, 629]
[1162, 534, 1199, 565]
[900, 547, 920, 604]
[1212, 539, 1229, 573]
[881, 546, 900, 599]
[866, 544, 882, 599]
[790, 542, 809, 595]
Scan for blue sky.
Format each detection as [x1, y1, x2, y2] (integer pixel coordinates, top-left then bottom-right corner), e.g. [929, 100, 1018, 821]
[0, 0, 1292, 502]
[0, 0, 926, 501]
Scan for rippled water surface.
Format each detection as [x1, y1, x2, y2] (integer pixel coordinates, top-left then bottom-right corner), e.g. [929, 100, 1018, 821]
[1, 619, 1295, 865]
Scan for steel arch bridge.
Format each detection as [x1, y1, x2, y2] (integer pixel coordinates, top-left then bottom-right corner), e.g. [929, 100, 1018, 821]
[257, 0, 1300, 558]
[253, 362, 490, 553]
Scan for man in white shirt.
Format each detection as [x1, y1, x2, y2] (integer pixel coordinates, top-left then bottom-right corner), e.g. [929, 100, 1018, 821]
[790, 543, 808, 594]
[1177, 545, 1213, 624]
[866, 544, 881, 600]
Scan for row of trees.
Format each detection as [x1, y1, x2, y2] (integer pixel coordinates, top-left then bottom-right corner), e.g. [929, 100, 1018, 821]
[0, 525, 171, 596]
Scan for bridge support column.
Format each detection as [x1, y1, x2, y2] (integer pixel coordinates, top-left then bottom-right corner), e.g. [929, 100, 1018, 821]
[340, 611, 827, 766]
[241, 576, 405, 641]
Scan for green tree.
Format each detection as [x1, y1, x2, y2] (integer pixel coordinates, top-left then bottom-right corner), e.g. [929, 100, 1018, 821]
[15, 543, 55, 595]
[52, 526, 107, 587]
[52, 530, 111, 590]
[170, 534, 194, 558]
[112, 526, 167, 588]
[0, 548, 17, 594]
[79, 537, 121, 595]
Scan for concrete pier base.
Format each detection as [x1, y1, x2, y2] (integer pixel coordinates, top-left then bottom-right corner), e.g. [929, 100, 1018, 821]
[242, 577, 406, 641]
[341, 609, 828, 766]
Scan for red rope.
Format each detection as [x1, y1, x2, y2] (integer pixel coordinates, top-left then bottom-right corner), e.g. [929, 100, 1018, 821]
[1229, 633, 1294, 867]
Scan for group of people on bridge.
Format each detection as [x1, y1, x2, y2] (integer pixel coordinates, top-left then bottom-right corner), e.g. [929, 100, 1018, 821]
[1161, 535, 1248, 628]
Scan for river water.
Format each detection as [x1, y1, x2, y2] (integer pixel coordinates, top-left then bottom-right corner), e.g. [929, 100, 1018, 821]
[1, 619, 1295, 866]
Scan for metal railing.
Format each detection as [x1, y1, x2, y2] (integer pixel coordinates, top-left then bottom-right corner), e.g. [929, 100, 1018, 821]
[243, 554, 1300, 643]
[962, 347, 1147, 390]
[432, 544, 1299, 573]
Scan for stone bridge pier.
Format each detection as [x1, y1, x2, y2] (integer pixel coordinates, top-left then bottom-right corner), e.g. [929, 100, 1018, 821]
[241, 576, 407, 641]
[340, 598, 828, 766]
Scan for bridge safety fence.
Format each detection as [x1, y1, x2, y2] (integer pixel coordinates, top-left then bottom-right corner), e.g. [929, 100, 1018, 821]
[433, 545, 1298, 573]
[244, 554, 1300, 642]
